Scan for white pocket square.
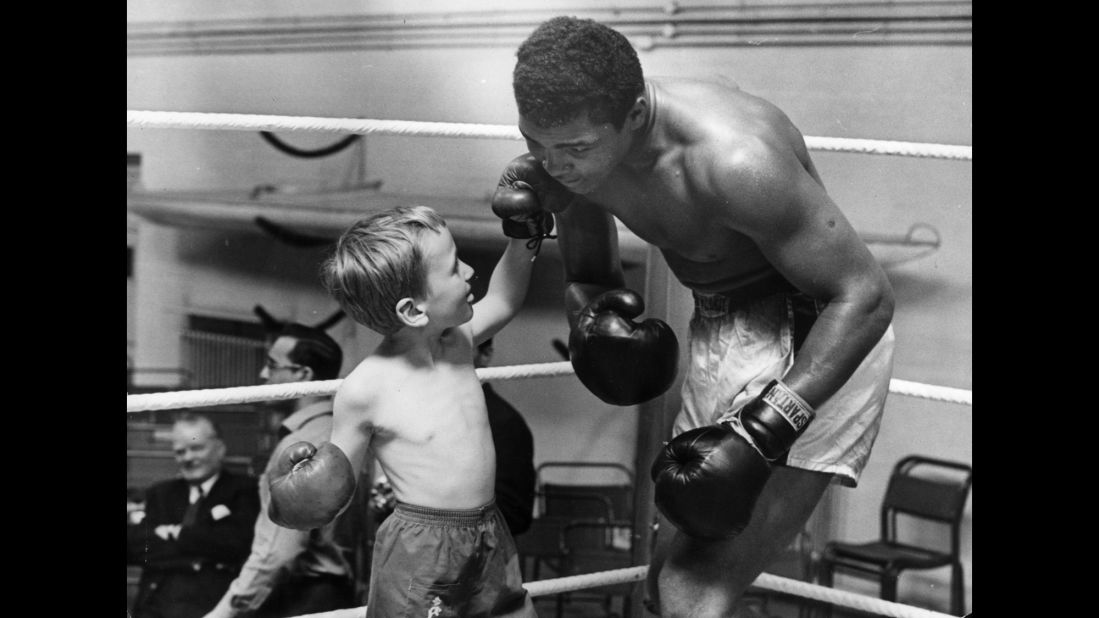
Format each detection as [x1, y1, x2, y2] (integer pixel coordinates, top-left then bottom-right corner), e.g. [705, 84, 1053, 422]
[210, 504, 231, 520]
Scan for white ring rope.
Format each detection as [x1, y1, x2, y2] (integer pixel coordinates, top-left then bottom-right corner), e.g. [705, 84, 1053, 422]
[127, 361, 970, 412]
[522, 567, 956, 618]
[127, 362, 573, 412]
[751, 572, 956, 618]
[127, 110, 972, 161]
[128, 105, 969, 618]
[524, 564, 648, 597]
[282, 566, 957, 618]
[889, 378, 971, 406]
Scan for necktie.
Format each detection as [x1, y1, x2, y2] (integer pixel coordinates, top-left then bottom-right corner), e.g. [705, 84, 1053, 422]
[181, 486, 206, 527]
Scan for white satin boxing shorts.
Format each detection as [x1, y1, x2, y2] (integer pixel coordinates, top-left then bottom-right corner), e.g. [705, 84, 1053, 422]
[672, 290, 895, 487]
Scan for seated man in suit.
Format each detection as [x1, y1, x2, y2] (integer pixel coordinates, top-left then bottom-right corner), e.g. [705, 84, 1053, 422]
[127, 412, 260, 618]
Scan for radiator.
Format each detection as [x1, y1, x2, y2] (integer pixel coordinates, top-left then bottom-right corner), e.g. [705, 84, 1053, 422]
[181, 330, 266, 388]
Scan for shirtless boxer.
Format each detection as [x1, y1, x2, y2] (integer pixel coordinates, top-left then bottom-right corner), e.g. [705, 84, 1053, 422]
[491, 16, 895, 617]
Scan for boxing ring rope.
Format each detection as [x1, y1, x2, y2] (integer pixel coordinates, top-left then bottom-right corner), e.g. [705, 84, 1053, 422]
[126, 361, 970, 412]
[125, 362, 970, 618]
[126, 111, 970, 618]
[127, 110, 973, 161]
[521, 567, 959, 618]
[126, 364, 969, 616]
[287, 567, 956, 618]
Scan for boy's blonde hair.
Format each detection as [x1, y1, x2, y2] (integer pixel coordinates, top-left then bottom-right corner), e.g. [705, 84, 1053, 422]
[322, 205, 447, 335]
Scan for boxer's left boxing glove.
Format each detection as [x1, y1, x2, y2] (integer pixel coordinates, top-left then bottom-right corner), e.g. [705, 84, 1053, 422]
[650, 379, 815, 538]
[491, 153, 575, 255]
[568, 288, 679, 406]
[269, 441, 356, 530]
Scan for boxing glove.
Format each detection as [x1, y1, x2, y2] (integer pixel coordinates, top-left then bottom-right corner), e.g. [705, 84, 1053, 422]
[568, 289, 679, 406]
[491, 153, 575, 253]
[650, 379, 815, 539]
[268, 441, 356, 530]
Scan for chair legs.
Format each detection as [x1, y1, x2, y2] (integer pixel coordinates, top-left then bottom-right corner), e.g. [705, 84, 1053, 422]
[951, 561, 965, 616]
[815, 563, 834, 618]
[880, 569, 898, 602]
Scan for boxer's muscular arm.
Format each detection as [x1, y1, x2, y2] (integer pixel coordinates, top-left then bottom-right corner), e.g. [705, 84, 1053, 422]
[709, 142, 894, 408]
[556, 201, 626, 330]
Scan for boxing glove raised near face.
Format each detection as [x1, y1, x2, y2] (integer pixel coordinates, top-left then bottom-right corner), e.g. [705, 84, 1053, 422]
[568, 288, 679, 406]
[268, 441, 356, 530]
[492, 153, 575, 244]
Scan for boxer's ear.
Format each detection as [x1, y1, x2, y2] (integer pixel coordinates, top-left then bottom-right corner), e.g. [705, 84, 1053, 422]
[626, 96, 649, 131]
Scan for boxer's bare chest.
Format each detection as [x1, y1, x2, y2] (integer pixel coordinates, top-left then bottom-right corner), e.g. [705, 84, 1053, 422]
[587, 154, 770, 284]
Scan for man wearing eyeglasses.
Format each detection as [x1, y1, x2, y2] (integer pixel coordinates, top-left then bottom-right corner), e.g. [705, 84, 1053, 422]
[204, 323, 359, 618]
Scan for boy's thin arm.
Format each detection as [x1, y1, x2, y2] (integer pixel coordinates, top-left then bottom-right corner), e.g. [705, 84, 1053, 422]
[469, 238, 537, 346]
[328, 388, 374, 479]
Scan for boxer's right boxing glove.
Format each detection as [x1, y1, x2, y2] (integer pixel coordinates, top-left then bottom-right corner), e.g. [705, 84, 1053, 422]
[491, 153, 576, 254]
[569, 289, 679, 406]
[650, 379, 815, 539]
[268, 441, 356, 530]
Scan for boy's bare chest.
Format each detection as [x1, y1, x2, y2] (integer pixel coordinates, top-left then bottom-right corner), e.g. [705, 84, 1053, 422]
[374, 369, 486, 440]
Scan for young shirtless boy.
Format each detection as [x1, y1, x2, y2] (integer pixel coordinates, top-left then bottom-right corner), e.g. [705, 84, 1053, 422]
[267, 204, 539, 617]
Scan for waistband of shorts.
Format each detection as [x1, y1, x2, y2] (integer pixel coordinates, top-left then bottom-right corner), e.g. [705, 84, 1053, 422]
[693, 274, 799, 314]
[392, 499, 498, 526]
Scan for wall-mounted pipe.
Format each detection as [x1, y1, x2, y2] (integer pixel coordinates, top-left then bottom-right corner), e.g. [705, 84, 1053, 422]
[127, 2, 971, 56]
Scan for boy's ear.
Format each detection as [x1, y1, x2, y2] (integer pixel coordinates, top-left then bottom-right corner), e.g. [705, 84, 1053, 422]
[395, 297, 428, 328]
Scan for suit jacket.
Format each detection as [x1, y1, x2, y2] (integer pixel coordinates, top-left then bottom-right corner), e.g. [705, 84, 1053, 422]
[483, 384, 536, 536]
[127, 469, 260, 571]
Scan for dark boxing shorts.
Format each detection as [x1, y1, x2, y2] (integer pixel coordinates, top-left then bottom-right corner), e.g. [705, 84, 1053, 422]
[365, 500, 537, 618]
